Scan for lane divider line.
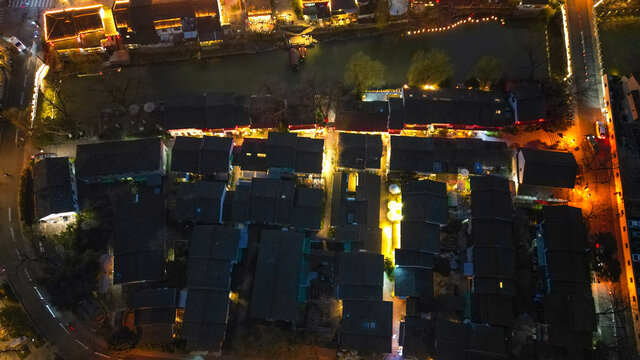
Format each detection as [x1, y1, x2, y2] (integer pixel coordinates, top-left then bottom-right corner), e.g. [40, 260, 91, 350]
[45, 304, 55, 317]
[75, 339, 88, 349]
[59, 323, 70, 335]
[94, 351, 110, 358]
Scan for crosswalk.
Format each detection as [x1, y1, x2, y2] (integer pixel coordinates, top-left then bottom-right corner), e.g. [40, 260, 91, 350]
[0, 8, 4, 29]
[8, 0, 55, 8]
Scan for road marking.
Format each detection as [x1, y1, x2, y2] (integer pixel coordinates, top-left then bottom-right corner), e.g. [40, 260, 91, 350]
[8, 207, 12, 222]
[94, 351, 110, 358]
[24, 268, 31, 281]
[23, 74, 28, 87]
[10, 227, 15, 241]
[34, 287, 44, 299]
[59, 323, 70, 335]
[15, 248, 21, 260]
[20, 92, 24, 105]
[75, 339, 89, 349]
[45, 304, 55, 317]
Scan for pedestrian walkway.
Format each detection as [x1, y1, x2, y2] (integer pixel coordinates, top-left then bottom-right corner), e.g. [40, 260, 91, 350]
[8, 0, 54, 8]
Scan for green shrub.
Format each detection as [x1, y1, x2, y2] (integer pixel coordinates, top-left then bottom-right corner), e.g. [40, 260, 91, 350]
[384, 257, 395, 281]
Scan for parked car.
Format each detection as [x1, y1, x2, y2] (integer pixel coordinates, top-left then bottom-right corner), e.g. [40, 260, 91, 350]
[596, 121, 606, 139]
[629, 220, 640, 229]
[9, 37, 27, 52]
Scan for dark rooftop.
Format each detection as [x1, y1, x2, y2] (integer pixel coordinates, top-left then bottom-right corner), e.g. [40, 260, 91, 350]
[160, 94, 248, 131]
[334, 101, 389, 132]
[172, 181, 226, 224]
[170, 136, 232, 175]
[129, 288, 177, 309]
[112, 191, 166, 285]
[266, 132, 324, 174]
[470, 175, 513, 221]
[32, 157, 76, 220]
[399, 317, 435, 359]
[337, 133, 383, 170]
[337, 252, 384, 301]
[389, 136, 433, 173]
[331, 172, 381, 230]
[183, 225, 240, 351]
[508, 83, 546, 123]
[335, 225, 382, 254]
[250, 229, 305, 322]
[402, 87, 512, 129]
[518, 148, 577, 188]
[400, 221, 440, 253]
[544, 293, 596, 352]
[390, 136, 509, 175]
[471, 293, 514, 328]
[541, 206, 591, 295]
[75, 138, 164, 181]
[435, 320, 508, 359]
[291, 187, 324, 230]
[237, 138, 268, 171]
[471, 176, 516, 297]
[402, 179, 448, 225]
[248, 177, 295, 225]
[340, 299, 393, 354]
[394, 267, 434, 298]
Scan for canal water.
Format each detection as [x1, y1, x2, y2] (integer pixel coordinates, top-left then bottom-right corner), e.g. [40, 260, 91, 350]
[63, 21, 546, 120]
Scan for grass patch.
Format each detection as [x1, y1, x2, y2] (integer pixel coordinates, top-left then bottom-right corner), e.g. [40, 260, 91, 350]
[0, 304, 35, 338]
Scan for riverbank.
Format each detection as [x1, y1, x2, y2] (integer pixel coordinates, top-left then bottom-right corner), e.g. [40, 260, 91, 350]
[126, 20, 414, 66]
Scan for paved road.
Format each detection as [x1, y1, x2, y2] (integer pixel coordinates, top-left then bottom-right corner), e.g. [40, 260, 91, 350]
[563, 0, 640, 351]
[0, 5, 116, 360]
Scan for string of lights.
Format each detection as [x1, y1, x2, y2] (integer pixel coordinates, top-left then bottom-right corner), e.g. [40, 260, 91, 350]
[403, 15, 505, 36]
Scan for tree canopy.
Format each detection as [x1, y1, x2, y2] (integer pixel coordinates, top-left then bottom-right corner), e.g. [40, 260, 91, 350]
[590, 232, 621, 283]
[407, 49, 454, 87]
[475, 55, 504, 88]
[108, 327, 140, 356]
[343, 52, 385, 96]
[541, 77, 574, 132]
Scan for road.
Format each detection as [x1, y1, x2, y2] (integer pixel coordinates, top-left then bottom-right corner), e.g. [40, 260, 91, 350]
[563, 0, 640, 351]
[0, 4, 120, 360]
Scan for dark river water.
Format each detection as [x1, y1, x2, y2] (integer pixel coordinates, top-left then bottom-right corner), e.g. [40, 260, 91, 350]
[63, 21, 547, 120]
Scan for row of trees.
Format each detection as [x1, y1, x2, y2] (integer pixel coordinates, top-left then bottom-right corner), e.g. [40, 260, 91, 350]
[343, 48, 574, 132]
[343, 49, 505, 96]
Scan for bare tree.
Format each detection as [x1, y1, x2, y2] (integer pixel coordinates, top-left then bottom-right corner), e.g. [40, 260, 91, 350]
[596, 285, 636, 359]
[522, 34, 547, 80]
[100, 72, 144, 109]
[583, 200, 613, 226]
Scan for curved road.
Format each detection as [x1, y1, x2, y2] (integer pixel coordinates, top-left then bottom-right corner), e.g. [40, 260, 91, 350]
[0, 4, 115, 359]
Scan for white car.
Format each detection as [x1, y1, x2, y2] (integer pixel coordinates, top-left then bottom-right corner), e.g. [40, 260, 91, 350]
[596, 121, 606, 139]
[9, 36, 27, 52]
